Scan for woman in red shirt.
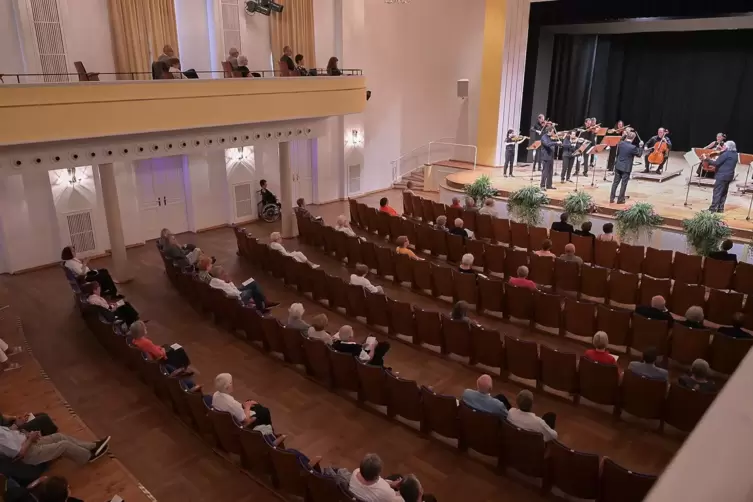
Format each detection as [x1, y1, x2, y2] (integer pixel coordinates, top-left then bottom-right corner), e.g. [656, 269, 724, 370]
[583, 331, 617, 365]
[378, 197, 398, 216]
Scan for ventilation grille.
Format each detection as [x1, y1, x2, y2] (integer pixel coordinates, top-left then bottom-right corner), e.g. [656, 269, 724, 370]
[233, 183, 254, 219]
[29, 0, 68, 82]
[221, 0, 242, 55]
[348, 164, 362, 194]
[66, 211, 96, 252]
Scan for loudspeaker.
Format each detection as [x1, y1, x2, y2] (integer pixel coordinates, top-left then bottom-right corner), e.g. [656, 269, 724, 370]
[457, 79, 469, 99]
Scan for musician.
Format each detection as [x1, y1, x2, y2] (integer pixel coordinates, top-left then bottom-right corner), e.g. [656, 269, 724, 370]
[705, 141, 738, 213]
[530, 114, 547, 172]
[609, 130, 644, 204]
[578, 118, 596, 176]
[560, 131, 578, 183]
[539, 126, 556, 191]
[504, 129, 516, 177]
[606, 120, 626, 172]
[697, 133, 727, 178]
[643, 128, 671, 174]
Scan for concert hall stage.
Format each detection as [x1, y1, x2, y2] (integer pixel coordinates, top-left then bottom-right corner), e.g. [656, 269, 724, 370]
[438, 152, 753, 238]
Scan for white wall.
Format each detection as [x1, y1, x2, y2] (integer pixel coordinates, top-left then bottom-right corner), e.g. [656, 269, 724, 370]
[0, 1, 24, 79]
[313, 0, 336, 68]
[240, 7, 273, 71]
[175, 0, 212, 74]
[60, 0, 117, 80]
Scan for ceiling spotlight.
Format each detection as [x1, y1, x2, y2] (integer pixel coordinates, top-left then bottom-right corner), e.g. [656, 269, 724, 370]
[261, 0, 284, 13]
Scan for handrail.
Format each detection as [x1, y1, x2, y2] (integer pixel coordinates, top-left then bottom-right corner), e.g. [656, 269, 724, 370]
[428, 141, 477, 170]
[391, 138, 477, 183]
[390, 137, 454, 183]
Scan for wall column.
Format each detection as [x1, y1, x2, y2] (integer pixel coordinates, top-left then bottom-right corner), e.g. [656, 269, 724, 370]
[98, 163, 132, 282]
[278, 142, 296, 238]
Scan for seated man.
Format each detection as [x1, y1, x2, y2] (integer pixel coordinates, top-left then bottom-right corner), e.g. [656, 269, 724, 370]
[269, 232, 319, 267]
[635, 295, 674, 326]
[351, 263, 384, 293]
[627, 347, 668, 381]
[129, 321, 200, 391]
[395, 236, 424, 261]
[584, 331, 617, 365]
[335, 214, 357, 237]
[0, 428, 110, 466]
[534, 239, 555, 258]
[379, 197, 398, 216]
[573, 221, 595, 239]
[464, 197, 479, 212]
[506, 390, 558, 442]
[162, 234, 203, 268]
[679, 359, 717, 393]
[259, 179, 280, 207]
[508, 265, 536, 290]
[332, 325, 387, 364]
[558, 243, 583, 266]
[551, 212, 574, 233]
[708, 239, 737, 262]
[211, 373, 273, 434]
[403, 181, 415, 195]
[681, 306, 705, 329]
[286, 303, 311, 334]
[348, 453, 403, 502]
[434, 215, 448, 232]
[461, 374, 510, 418]
[295, 198, 323, 222]
[717, 312, 752, 339]
[450, 197, 462, 209]
[83, 282, 140, 326]
[478, 198, 498, 217]
[449, 218, 470, 240]
[208, 266, 278, 312]
[458, 253, 476, 275]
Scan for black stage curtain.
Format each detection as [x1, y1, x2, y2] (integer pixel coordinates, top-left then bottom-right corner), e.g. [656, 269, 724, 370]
[547, 30, 753, 152]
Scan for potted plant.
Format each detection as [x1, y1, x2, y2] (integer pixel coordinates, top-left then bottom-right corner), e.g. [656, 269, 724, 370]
[615, 202, 663, 244]
[464, 174, 497, 205]
[563, 191, 596, 225]
[507, 186, 550, 227]
[682, 210, 732, 256]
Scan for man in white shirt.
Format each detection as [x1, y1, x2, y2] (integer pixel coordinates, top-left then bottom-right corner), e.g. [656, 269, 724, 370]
[211, 373, 273, 435]
[208, 267, 278, 312]
[506, 390, 558, 442]
[350, 264, 383, 294]
[348, 453, 403, 502]
[0, 427, 110, 465]
[269, 232, 319, 268]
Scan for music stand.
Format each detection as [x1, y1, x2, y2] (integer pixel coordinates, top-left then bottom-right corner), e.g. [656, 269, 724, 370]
[596, 127, 609, 137]
[600, 135, 622, 181]
[740, 153, 753, 219]
[683, 149, 706, 207]
[527, 140, 542, 185]
[588, 144, 609, 188]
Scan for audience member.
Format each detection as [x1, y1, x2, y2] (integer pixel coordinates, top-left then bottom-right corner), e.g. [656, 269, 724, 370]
[259, 179, 281, 207]
[635, 295, 674, 326]
[151, 59, 170, 79]
[508, 265, 536, 290]
[332, 214, 355, 236]
[61, 246, 118, 296]
[83, 282, 139, 326]
[449, 218, 470, 239]
[31, 475, 83, 502]
[0, 427, 110, 466]
[395, 236, 423, 260]
[237, 55, 250, 77]
[598, 222, 618, 242]
[681, 306, 705, 328]
[227, 47, 240, 69]
[678, 359, 717, 393]
[434, 215, 448, 231]
[294, 54, 308, 76]
[534, 239, 555, 258]
[379, 197, 398, 216]
[167, 57, 183, 78]
[627, 347, 668, 381]
[403, 181, 415, 195]
[279, 46, 295, 76]
[307, 314, 333, 344]
[463, 197, 478, 212]
[158, 45, 174, 62]
[717, 312, 752, 339]
[286, 303, 311, 334]
[212, 373, 273, 434]
[0, 339, 22, 372]
[708, 239, 737, 262]
[583, 331, 617, 365]
[506, 390, 558, 442]
[450, 301, 472, 323]
[551, 212, 574, 233]
[208, 266, 278, 311]
[478, 199, 498, 217]
[398, 474, 424, 502]
[348, 453, 402, 502]
[351, 263, 384, 294]
[450, 197, 462, 209]
[574, 221, 595, 239]
[162, 234, 203, 268]
[296, 198, 322, 221]
[458, 254, 475, 274]
[129, 321, 199, 391]
[558, 243, 583, 265]
[326, 56, 342, 76]
[269, 232, 319, 267]
[461, 374, 510, 418]
[332, 325, 389, 365]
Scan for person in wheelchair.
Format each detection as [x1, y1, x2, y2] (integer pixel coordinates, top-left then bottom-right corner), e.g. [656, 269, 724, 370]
[259, 180, 281, 208]
[258, 179, 282, 222]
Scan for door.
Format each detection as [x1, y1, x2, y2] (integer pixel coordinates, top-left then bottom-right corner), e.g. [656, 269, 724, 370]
[290, 139, 314, 205]
[135, 157, 188, 242]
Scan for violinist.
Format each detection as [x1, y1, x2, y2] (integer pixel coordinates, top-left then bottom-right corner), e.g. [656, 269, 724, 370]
[579, 118, 597, 175]
[704, 140, 738, 213]
[696, 133, 727, 178]
[539, 125, 557, 191]
[504, 129, 516, 177]
[530, 114, 548, 172]
[560, 131, 578, 183]
[606, 120, 626, 172]
[643, 128, 671, 174]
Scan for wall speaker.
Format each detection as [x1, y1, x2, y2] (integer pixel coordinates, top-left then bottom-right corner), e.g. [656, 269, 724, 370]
[457, 79, 469, 99]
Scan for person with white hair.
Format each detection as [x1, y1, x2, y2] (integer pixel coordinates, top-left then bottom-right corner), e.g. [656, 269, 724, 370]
[434, 215, 448, 232]
[307, 314, 333, 344]
[704, 140, 739, 213]
[681, 306, 705, 329]
[679, 359, 716, 393]
[458, 253, 475, 274]
[464, 197, 478, 212]
[635, 295, 674, 326]
[208, 266, 279, 312]
[335, 215, 357, 237]
[349, 453, 403, 501]
[286, 303, 310, 334]
[350, 263, 383, 294]
[450, 197, 462, 209]
[226, 47, 239, 69]
[508, 265, 536, 291]
[507, 390, 558, 442]
[583, 331, 617, 365]
[211, 373, 273, 433]
[478, 198, 498, 217]
[449, 218, 470, 240]
[332, 325, 387, 364]
[269, 232, 319, 268]
[236, 55, 250, 77]
[461, 374, 510, 418]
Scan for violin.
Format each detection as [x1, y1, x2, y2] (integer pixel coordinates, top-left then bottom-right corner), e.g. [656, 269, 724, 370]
[700, 149, 722, 173]
[647, 131, 670, 165]
[510, 135, 529, 143]
[607, 124, 630, 134]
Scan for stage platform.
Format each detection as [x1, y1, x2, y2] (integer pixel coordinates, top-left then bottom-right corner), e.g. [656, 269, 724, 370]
[441, 152, 753, 238]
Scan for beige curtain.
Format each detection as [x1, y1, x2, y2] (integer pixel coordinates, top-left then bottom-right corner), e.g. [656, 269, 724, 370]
[269, 0, 317, 72]
[108, 0, 178, 79]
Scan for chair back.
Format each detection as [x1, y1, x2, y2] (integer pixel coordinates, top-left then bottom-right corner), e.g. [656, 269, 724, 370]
[549, 229, 570, 256]
[638, 276, 671, 307]
[709, 333, 753, 375]
[208, 409, 242, 454]
[420, 386, 460, 439]
[504, 248, 528, 279]
[485, 243, 506, 275]
[431, 263, 454, 298]
[669, 282, 706, 318]
[533, 290, 562, 332]
[374, 245, 395, 279]
[505, 283, 534, 322]
[387, 298, 415, 338]
[571, 234, 594, 263]
[643, 247, 673, 279]
[458, 401, 502, 459]
[580, 264, 608, 300]
[706, 289, 744, 326]
[672, 251, 703, 284]
[359, 241, 379, 272]
[466, 239, 486, 270]
[184, 392, 217, 444]
[554, 259, 580, 293]
[504, 336, 539, 381]
[325, 273, 349, 310]
[595, 304, 631, 348]
[546, 441, 601, 500]
[453, 270, 478, 305]
[441, 315, 471, 358]
[431, 201, 447, 222]
[221, 60, 234, 78]
[578, 357, 619, 405]
[429, 227, 448, 257]
[477, 275, 505, 314]
[446, 232, 467, 263]
[462, 209, 477, 232]
[239, 428, 274, 478]
[528, 253, 554, 287]
[492, 218, 511, 245]
[510, 221, 529, 249]
[349, 198, 362, 227]
[305, 468, 355, 502]
[74, 61, 90, 81]
[476, 213, 494, 240]
[393, 251, 413, 285]
[346, 236, 363, 267]
[356, 362, 388, 406]
[500, 419, 546, 479]
[375, 211, 391, 239]
[328, 347, 360, 392]
[540, 345, 578, 394]
[733, 261, 753, 295]
[470, 324, 503, 369]
[669, 323, 712, 366]
[260, 315, 286, 355]
[346, 283, 369, 318]
[594, 239, 618, 268]
[365, 290, 390, 328]
[302, 337, 332, 386]
[528, 226, 548, 251]
[608, 270, 639, 306]
[563, 298, 597, 339]
[280, 326, 307, 365]
[269, 446, 307, 497]
[616, 243, 644, 274]
[630, 314, 669, 355]
[620, 369, 667, 420]
[703, 257, 736, 290]
[385, 372, 422, 422]
[414, 308, 443, 349]
[599, 457, 657, 502]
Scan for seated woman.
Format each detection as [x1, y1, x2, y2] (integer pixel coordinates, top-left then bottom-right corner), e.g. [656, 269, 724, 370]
[395, 236, 424, 261]
[307, 314, 333, 344]
[207, 266, 278, 312]
[61, 246, 118, 297]
[129, 321, 199, 392]
[0, 338, 22, 372]
[434, 215, 448, 232]
[350, 263, 383, 294]
[534, 239, 555, 258]
[286, 303, 311, 334]
[335, 215, 357, 237]
[681, 306, 705, 329]
[332, 325, 390, 366]
[450, 301, 477, 325]
[269, 232, 319, 268]
[83, 282, 139, 326]
[296, 198, 323, 222]
[583, 331, 617, 365]
[597, 222, 618, 243]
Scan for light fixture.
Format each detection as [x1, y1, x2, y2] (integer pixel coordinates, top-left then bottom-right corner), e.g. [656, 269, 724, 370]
[226, 146, 255, 164]
[345, 129, 364, 148]
[67, 167, 78, 184]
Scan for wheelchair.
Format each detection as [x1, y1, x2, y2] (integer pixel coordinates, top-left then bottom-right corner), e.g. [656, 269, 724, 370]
[257, 190, 281, 223]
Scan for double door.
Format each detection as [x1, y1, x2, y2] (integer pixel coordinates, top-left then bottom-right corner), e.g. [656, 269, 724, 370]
[135, 157, 188, 242]
[290, 139, 314, 204]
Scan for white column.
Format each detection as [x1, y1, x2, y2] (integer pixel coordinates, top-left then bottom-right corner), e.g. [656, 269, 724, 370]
[98, 163, 132, 282]
[279, 142, 296, 238]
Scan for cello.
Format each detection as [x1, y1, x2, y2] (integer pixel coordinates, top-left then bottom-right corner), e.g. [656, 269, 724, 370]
[647, 130, 670, 166]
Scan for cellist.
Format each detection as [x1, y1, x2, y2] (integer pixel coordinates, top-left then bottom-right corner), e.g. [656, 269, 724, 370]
[696, 133, 727, 178]
[643, 128, 671, 174]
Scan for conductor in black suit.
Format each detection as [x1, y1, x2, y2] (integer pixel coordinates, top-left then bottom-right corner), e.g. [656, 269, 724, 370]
[539, 126, 556, 191]
[610, 130, 644, 204]
[705, 141, 738, 213]
[530, 114, 547, 172]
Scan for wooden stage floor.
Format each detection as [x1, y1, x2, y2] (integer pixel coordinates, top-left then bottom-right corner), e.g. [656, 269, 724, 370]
[442, 152, 753, 237]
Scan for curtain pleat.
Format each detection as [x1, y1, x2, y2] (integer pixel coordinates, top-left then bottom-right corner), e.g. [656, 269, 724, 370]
[269, 0, 317, 72]
[146, 0, 179, 61]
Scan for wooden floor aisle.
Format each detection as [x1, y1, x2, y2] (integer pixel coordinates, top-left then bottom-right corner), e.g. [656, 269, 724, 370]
[0, 191, 682, 502]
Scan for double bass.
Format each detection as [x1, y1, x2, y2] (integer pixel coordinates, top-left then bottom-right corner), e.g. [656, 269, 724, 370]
[647, 130, 670, 165]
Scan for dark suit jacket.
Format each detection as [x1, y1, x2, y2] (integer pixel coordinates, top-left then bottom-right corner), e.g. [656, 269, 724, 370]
[708, 250, 737, 263]
[614, 140, 642, 173]
[708, 150, 738, 182]
[551, 221, 574, 233]
[635, 305, 674, 326]
[539, 134, 555, 162]
[717, 326, 752, 339]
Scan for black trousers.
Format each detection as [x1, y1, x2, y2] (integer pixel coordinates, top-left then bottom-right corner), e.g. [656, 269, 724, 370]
[85, 268, 117, 295]
[114, 302, 140, 326]
[561, 156, 573, 181]
[542, 412, 557, 430]
[504, 150, 514, 175]
[610, 170, 630, 202]
[533, 149, 542, 171]
[645, 154, 668, 173]
[607, 147, 618, 172]
[540, 159, 554, 189]
[710, 180, 731, 212]
[494, 394, 512, 409]
[368, 341, 391, 367]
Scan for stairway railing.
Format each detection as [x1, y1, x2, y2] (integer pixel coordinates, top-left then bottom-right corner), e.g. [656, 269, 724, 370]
[391, 138, 477, 183]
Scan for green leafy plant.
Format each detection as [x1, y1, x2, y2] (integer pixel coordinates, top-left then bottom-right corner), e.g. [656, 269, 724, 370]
[507, 186, 550, 227]
[615, 202, 663, 243]
[464, 174, 497, 205]
[563, 191, 596, 225]
[682, 210, 732, 256]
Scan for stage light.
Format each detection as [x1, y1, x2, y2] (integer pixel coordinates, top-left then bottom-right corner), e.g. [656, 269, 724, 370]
[261, 0, 284, 13]
[245, 0, 271, 16]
